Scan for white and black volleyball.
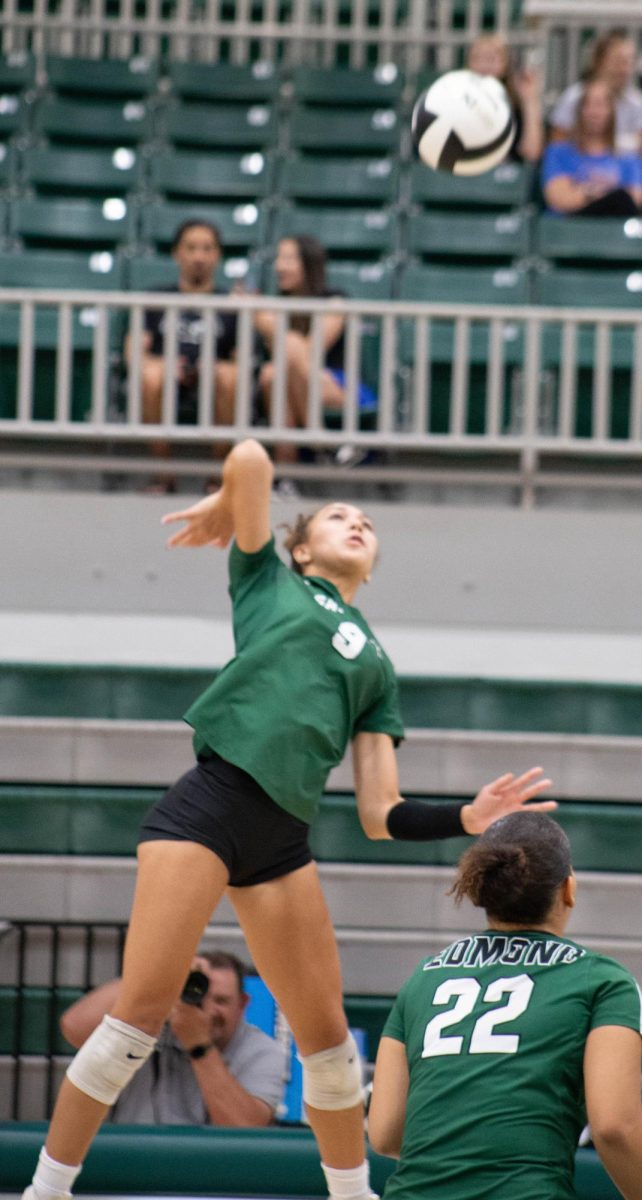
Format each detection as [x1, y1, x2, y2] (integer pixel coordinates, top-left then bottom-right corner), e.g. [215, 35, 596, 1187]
[411, 69, 515, 176]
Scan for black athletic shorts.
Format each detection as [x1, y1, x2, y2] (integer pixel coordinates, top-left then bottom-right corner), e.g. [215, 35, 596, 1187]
[138, 751, 313, 887]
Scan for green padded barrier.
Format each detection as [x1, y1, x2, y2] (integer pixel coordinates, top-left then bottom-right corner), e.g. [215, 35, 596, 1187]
[0, 987, 81, 1055]
[2, 666, 642, 735]
[164, 101, 277, 150]
[10, 197, 133, 248]
[535, 268, 642, 309]
[273, 206, 395, 254]
[291, 65, 404, 106]
[399, 263, 530, 305]
[536, 215, 642, 264]
[45, 55, 159, 96]
[290, 107, 400, 153]
[0, 249, 124, 289]
[34, 97, 151, 144]
[0, 1124, 623, 1198]
[150, 150, 273, 198]
[168, 60, 279, 102]
[0, 51, 36, 91]
[1, 788, 642, 871]
[141, 201, 266, 252]
[22, 146, 141, 196]
[408, 211, 531, 260]
[410, 159, 534, 209]
[279, 155, 398, 204]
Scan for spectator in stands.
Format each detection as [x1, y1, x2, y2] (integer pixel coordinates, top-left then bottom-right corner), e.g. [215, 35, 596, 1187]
[541, 79, 642, 216]
[549, 29, 642, 155]
[369, 812, 642, 1200]
[59, 950, 286, 1126]
[254, 235, 376, 466]
[126, 219, 238, 491]
[467, 33, 545, 163]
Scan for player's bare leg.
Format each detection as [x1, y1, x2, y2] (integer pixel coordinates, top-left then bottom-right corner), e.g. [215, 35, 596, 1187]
[25, 841, 228, 1197]
[231, 862, 369, 1196]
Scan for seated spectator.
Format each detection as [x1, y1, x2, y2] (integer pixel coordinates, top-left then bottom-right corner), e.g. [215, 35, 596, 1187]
[542, 79, 642, 216]
[549, 29, 642, 154]
[254, 235, 377, 465]
[125, 219, 238, 491]
[467, 33, 544, 163]
[59, 951, 287, 1126]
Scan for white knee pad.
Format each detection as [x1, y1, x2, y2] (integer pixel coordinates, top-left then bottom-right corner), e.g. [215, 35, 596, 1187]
[301, 1033, 363, 1111]
[66, 1014, 156, 1105]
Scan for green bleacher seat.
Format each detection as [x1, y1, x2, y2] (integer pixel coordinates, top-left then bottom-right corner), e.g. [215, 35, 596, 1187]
[150, 150, 272, 199]
[291, 64, 404, 105]
[45, 54, 159, 97]
[140, 200, 266, 253]
[410, 159, 534, 209]
[290, 106, 400, 153]
[168, 59, 279, 102]
[536, 215, 642, 264]
[0, 307, 97, 421]
[399, 263, 530, 305]
[326, 260, 394, 300]
[535, 268, 642, 309]
[0, 93, 26, 137]
[409, 210, 531, 260]
[34, 97, 151, 144]
[0, 50, 36, 92]
[163, 101, 276, 150]
[273, 205, 395, 255]
[127, 254, 247, 292]
[279, 154, 398, 204]
[21, 146, 141, 196]
[0, 249, 124, 288]
[10, 196, 133, 247]
[0, 143, 13, 187]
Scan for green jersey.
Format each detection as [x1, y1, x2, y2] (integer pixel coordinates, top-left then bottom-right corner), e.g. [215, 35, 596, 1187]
[382, 930, 642, 1200]
[185, 536, 404, 824]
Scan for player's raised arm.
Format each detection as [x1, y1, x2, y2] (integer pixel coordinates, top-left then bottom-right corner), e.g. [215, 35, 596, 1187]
[161, 439, 273, 552]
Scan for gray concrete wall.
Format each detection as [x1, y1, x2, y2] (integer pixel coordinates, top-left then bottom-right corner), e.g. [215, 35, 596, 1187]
[2, 491, 641, 632]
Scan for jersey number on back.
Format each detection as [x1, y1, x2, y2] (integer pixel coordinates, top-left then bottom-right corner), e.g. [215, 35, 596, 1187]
[422, 974, 534, 1057]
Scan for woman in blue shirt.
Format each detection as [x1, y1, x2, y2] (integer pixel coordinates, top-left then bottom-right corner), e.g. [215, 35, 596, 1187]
[542, 78, 642, 216]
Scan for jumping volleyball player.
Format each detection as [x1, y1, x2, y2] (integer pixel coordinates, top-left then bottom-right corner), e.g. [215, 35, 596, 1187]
[24, 439, 555, 1200]
[369, 813, 642, 1200]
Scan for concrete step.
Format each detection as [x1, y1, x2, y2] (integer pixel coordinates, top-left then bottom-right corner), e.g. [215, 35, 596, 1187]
[2, 856, 642, 941]
[2, 717, 642, 800]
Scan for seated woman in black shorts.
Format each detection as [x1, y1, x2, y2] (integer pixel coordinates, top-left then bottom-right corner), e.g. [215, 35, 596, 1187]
[23, 439, 554, 1200]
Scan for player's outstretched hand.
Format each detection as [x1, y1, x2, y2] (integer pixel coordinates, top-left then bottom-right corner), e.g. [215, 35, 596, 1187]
[460, 767, 555, 836]
[161, 489, 234, 549]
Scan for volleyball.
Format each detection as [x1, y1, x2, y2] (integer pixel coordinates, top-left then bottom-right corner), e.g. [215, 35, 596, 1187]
[411, 69, 515, 176]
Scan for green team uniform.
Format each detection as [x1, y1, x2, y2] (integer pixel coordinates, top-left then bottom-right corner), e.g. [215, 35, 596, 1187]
[382, 930, 642, 1200]
[185, 536, 404, 824]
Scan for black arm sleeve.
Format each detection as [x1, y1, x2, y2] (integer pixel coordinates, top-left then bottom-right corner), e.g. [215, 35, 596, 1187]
[386, 799, 467, 841]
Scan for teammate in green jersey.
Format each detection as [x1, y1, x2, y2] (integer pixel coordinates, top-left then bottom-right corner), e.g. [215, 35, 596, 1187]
[369, 812, 642, 1200]
[24, 440, 555, 1200]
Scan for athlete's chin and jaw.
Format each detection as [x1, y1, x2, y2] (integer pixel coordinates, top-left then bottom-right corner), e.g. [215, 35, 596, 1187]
[295, 504, 378, 583]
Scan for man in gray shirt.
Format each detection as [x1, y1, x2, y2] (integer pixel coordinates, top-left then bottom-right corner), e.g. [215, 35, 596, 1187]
[60, 951, 287, 1126]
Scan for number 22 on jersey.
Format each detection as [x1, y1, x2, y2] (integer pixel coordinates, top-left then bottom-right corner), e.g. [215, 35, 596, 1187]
[422, 974, 534, 1057]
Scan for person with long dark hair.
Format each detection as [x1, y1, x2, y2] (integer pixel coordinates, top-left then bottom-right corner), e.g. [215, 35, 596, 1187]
[369, 812, 642, 1200]
[255, 235, 377, 465]
[542, 78, 642, 216]
[21, 439, 554, 1200]
[550, 29, 642, 155]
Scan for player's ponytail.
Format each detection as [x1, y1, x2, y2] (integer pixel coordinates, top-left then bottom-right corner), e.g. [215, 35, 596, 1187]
[450, 812, 572, 926]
